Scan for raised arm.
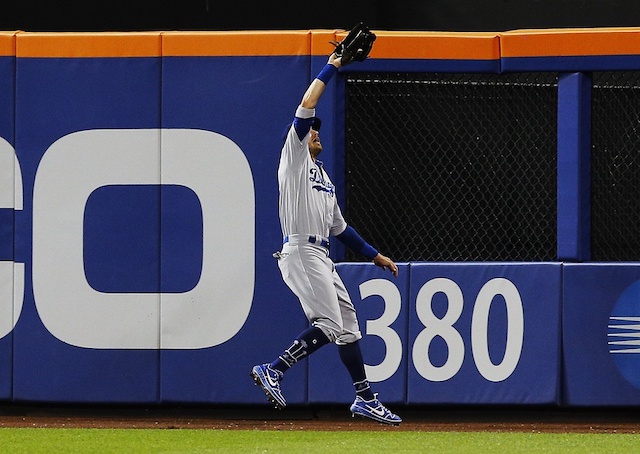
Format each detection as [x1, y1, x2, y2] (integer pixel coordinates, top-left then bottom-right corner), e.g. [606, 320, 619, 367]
[301, 53, 342, 109]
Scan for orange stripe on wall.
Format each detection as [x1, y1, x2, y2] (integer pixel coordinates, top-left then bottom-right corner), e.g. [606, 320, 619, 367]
[17, 32, 161, 58]
[163, 30, 499, 60]
[351, 31, 500, 60]
[12, 28, 640, 60]
[501, 27, 640, 57]
[0, 32, 17, 56]
[162, 31, 310, 57]
[311, 30, 340, 56]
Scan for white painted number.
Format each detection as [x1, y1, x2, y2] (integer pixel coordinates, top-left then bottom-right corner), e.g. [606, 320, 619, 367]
[0, 138, 24, 341]
[413, 278, 465, 381]
[359, 279, 403, 382]
[32, 129, 255, 349]
[363, 277, 524, 383]
[471, 278, 524, 382]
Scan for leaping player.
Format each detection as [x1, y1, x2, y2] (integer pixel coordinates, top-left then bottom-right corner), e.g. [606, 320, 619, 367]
[251, 51, 402, 425]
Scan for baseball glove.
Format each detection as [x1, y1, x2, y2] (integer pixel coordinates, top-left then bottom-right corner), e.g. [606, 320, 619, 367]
[331, 22, 376, 66]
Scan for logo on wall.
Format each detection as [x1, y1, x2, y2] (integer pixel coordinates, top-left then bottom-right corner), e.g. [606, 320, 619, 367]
[1, 129, 256, 350]
[608, 279, 640, 389]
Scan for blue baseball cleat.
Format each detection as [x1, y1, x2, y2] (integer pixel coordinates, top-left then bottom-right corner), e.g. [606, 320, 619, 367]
[251, 364, 286, 409]
[350, 394, 402, 425]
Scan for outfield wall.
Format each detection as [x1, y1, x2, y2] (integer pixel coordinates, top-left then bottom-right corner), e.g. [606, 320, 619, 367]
[0, 29, 639, 406]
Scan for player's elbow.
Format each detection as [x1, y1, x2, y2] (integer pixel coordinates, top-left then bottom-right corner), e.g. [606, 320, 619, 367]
[300, 80, 324, 109]
[301, 93, 318, 109]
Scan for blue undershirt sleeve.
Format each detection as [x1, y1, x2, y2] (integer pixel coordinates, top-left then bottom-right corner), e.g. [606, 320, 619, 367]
[293, 117, 314, 141]
[335, 225, 379, 261]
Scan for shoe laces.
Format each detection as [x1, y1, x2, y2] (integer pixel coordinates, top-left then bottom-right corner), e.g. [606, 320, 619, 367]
[368, 394, 394, 415]
[266, 365, 283, 383]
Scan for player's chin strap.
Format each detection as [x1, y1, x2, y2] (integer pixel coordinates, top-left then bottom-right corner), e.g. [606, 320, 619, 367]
[335, 225, 378, 260]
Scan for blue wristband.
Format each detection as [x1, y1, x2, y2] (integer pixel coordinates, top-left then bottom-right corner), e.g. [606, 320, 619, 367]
[316, 64, 338, 85]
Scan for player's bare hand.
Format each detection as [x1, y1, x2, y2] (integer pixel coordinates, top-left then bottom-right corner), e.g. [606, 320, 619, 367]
[328, 52, 342, 68]
[373, 253, 398, 277]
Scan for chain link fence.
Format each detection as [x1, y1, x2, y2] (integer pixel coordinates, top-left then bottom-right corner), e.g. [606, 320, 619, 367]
[344, 72, 558, 262]
[591, 71, 640, 261]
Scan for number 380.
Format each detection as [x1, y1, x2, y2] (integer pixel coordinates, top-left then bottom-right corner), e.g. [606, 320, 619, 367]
[360, 277, 524, 384]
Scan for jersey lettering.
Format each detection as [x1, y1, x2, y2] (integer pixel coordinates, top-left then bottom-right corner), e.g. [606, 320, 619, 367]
[309, 167, 335, 196]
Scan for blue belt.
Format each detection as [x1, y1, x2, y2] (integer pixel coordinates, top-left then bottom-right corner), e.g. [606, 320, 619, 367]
[283, 234, 330, 249]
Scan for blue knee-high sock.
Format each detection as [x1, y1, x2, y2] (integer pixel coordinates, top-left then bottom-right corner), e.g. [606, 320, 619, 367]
[270, 326, 330, 374]
[338, 341, 375, 401]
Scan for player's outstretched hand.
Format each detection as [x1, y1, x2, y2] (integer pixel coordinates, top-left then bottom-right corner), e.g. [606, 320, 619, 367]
[328, 52, 342, 68]
[373, 253, 399, 277]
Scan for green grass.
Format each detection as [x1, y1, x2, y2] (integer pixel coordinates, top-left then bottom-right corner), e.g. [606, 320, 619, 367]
[0, 428, 638, 453]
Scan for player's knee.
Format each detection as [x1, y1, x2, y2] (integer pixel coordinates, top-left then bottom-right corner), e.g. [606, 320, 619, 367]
[335, 331, 362, 345]
[312, 320, 342, 343]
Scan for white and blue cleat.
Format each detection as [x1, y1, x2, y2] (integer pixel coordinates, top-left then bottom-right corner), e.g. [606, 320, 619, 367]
[350, 393, 402, 425]
[251, 364, 286, 409]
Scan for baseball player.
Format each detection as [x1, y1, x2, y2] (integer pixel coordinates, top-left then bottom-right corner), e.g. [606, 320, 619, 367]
[251, 52, 402, 425]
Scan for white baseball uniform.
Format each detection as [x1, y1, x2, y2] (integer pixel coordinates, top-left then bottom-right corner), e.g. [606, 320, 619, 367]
[276, 105, 362, 345]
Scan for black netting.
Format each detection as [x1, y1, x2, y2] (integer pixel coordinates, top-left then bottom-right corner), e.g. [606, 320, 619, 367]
[591, 71, 640, 261]
[344, 72, 558, 262]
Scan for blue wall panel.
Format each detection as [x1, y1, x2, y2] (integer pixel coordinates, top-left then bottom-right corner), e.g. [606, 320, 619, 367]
[563, 264, 640, 406]
[158, 56, 311, 404]
[502, 55, 640, 73]
[557, 72, 591, 261]
[13, 57, 162, 403]
[0, 53, 15, 401]
[348, 58, 501, 74]
[407, 263, 561, 404]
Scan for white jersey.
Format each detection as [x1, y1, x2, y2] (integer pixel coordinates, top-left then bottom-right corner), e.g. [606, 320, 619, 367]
[278, 106, 347, 240]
